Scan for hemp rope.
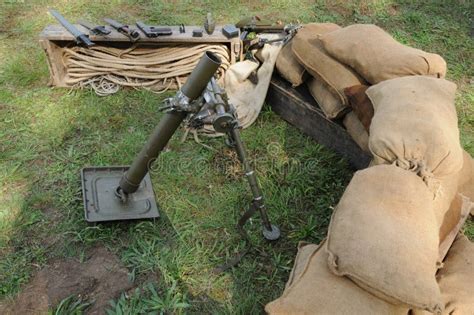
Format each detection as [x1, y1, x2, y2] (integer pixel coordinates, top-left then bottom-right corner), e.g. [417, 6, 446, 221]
[62, 44, 231, 96]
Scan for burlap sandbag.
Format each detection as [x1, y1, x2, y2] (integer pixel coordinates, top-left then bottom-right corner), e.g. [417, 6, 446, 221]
[326, 164, 443, 313]
[283, 241, 315, 291]
[292, 23, 366, 118]
[413, 234, 474, 315]
[344, 85, 373, 132]
[276, 41, 306, 87]
[367, 76, 462, 187]
[343, 111, 370, 152]
[320, 24, 447, 84]
[437, 151, 474, 244]
[306, 76, 348, 120]
[458, 150, 474, 201]
[266, 240, 409, 315]
[438, 194, 462, 243]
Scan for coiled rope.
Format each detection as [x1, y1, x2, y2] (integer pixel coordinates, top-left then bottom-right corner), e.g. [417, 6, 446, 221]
[62, 44, 231, 96]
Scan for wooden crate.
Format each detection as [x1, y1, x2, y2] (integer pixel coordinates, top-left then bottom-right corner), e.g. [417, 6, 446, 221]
[39, 24, 242, 87]
[266, 75, 372, 170]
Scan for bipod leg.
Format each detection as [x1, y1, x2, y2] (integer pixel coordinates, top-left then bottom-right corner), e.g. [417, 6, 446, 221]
[227, 126, 280, 241]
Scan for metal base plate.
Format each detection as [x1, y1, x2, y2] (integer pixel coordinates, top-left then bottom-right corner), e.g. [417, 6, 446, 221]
[81, 166, 159, 222]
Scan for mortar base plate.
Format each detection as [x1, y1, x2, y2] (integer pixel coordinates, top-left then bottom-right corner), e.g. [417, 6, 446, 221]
[81, 166, 159, 222]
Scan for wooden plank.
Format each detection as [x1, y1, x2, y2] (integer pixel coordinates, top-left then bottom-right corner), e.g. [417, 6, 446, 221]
[40, 24, 239, 44]
[266, 75, 371, 170]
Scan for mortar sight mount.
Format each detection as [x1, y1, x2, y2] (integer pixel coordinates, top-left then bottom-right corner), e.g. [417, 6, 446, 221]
[81, 51, 280, 241]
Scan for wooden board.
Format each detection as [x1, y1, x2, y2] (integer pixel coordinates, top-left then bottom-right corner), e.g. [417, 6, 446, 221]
[266, 75, 371, 170]
[40, 24, 241, 45]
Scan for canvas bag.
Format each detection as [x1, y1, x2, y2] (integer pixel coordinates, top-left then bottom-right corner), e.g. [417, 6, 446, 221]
[223, 36, 283, 129]
[292, 23, 366, 118]
[326, 164, 443, 313]
[458, 150, 474, 201]
[343, 111, 370, 152]
[367, 76, 462, 188]
[265, 240, 409, 315]
[412, 234, 474, 315]
[320, 24, 447, 84]
[276, 41, 306, 87]
[306, 76, 349, 120]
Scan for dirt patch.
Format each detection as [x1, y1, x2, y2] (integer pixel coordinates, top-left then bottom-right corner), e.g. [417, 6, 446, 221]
[0, 245, 133, 314]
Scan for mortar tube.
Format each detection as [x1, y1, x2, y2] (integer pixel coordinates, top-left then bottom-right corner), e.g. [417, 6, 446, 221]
[118, 51, 222, 195]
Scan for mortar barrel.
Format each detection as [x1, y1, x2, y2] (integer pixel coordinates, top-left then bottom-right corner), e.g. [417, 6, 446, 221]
[119, 110, 186, 194]
[181, 51, 221, 100]
[119, 51, 221, 194]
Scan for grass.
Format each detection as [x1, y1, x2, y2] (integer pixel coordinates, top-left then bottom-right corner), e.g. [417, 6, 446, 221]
[0, 0, 473, 313]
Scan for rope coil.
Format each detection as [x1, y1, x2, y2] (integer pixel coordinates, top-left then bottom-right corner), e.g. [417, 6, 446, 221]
[62, 44, 231, 95]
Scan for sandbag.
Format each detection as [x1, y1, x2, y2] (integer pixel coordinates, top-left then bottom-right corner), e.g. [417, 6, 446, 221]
[306, 76, 348, 119]
[284, 241, 315, 291]
[326, 164, 443, 313]
[437, 234, 474, 314]
[292, 23, 365, 118]
[458, 150, 474, 201]
[266, 240, 409, 315]
[367, 76, 462, 185]
[276, 41, 306, 87]
[413, 234, 474, 315]
[344, 85, 373, 132]
[343, 111, 369, 152]
[320, 24, 447, 84]
[438, 194, 462, 243]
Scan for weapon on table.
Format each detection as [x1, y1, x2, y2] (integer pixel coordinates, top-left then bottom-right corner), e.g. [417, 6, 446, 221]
[136, 21, 172, 37]
[236, 16, 285, 33]
[48, 9, 94, 47]
[204, 12, 215, 35]
[78, 19, 111, 36]
[80, 51, 280, 241]
[104, 18, 140, 41]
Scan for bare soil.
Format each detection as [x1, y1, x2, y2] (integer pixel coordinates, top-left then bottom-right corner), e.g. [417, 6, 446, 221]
[0, 245, 133, 314]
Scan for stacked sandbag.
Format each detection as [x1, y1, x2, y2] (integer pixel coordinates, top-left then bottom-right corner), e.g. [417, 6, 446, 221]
[458, 150, 474, 201]
[320, 24, 447, 84]
[412, 234, 474, 315]
[265, 240, 409, 315]
[291, 23, 366, 120]
[275, 41, 306, 87]
[366, 76, 463, 226]
[326, 165, 443, 313]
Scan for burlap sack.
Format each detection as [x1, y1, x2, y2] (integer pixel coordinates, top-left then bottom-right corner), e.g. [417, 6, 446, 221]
[292, 23, 366, 118]
[306, 76, 347, 119]
[276, 41, 306, 87]
[458, 150, 474, 201]
[266, 240, 409, 315]
[367, 76, 462, 186]
[438, 194, 462, 243]
[284, 241, 315, 291]
[344, 85, 373, 132]
[320, 24, 447, 84]
[343, 111, 370, 152]
[437, 151, 474, 247]
[326, 164, 443, 313]
[413, 234, 474, 315]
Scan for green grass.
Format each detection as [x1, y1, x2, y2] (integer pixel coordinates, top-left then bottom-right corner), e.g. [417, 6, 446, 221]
[0, 0, 473, 313]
